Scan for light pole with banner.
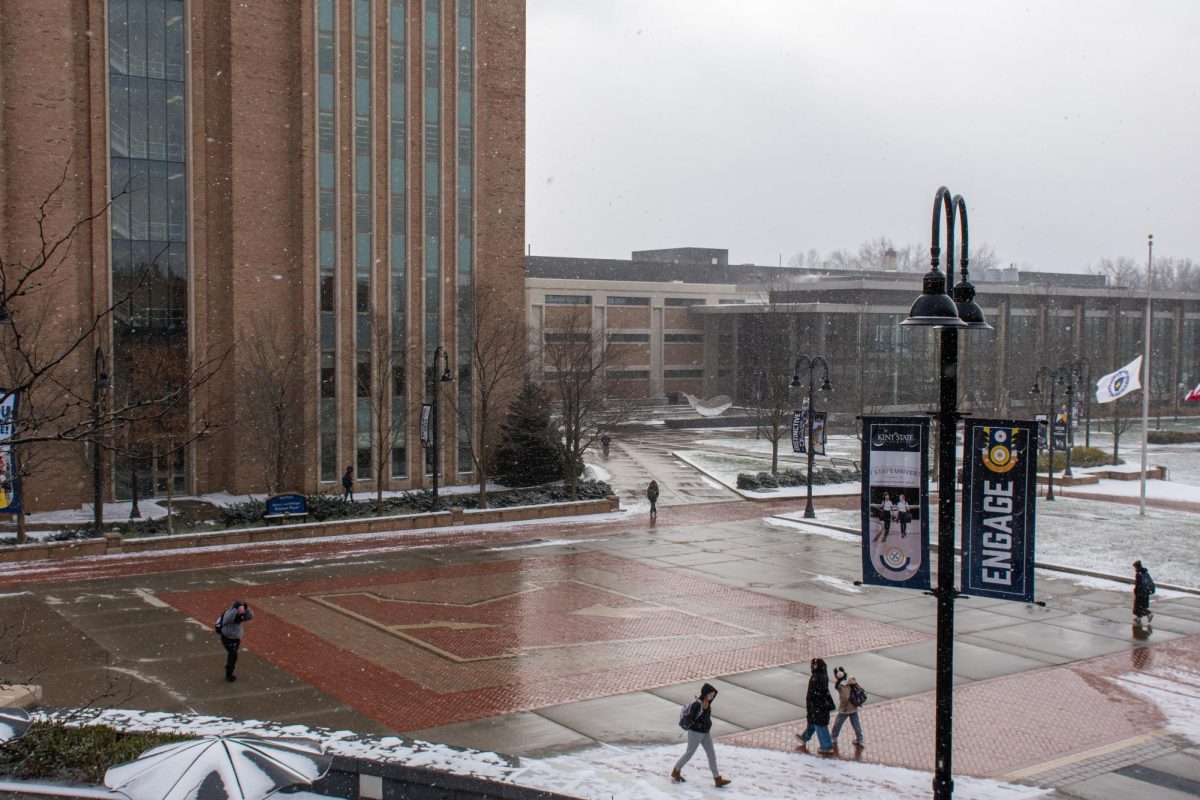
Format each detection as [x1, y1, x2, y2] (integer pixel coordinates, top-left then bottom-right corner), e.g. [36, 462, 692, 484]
[898, 187, 992, 800]
[92, 346, 110, 537]
[1030, 360, 1088, 491]
[789, 355, 831, 518]
[425, 346, 454, 510]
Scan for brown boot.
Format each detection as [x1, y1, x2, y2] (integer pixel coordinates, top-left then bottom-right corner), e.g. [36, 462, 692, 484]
[670, 769, 685, 783]
[714, 776, 731, 787]
[794, 733, 808, 752]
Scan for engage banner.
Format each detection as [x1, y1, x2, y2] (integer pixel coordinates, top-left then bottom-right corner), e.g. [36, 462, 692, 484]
[860, 416, 929, 591]
[961, 420, 1037, 602]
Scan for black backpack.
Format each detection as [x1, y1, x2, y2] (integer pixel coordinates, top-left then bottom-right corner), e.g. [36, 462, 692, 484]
[678, 700, 696, 730]
[849, 683, 867, 707]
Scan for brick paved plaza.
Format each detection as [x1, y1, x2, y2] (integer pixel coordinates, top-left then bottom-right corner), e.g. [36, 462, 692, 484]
[0, 431, 1198, 798]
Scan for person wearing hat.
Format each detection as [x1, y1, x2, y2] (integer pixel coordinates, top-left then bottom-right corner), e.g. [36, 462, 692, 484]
[830, 666, 865, 748]
[672, 683, 732, 787]
[795, 657, 837, 754]
[216, 599, 254, 682]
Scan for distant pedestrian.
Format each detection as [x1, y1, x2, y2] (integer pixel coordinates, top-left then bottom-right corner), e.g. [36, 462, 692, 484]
[215, 599, 254, 682]
[1133, 560, 1156, 626]
[830, 666, 865, 748]
[795, 657, 836, 754]
[647, 480, 659, 520]
[672, 683, 732, 788]
[600, 432, 611, 460]
[341, 465, 354, 502]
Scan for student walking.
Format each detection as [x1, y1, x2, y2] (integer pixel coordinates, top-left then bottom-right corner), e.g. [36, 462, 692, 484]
[896, 495, 910, 538]
[215, 600, 254, 682]
[795, 657, 836, 754]
[341, 465, 354, 502]
[647, 480, 659, 520]
[672, 683, 731, 788]
[880, 494, 894, 541]
[1133, 560, 1156, 626]
[830, 666, 865, 748]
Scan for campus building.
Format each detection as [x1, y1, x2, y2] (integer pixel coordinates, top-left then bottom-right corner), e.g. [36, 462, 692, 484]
[0, 0, 525, 510]
[528, 249, 1200, 420]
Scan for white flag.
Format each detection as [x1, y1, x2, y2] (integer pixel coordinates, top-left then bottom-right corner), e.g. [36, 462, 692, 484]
[1095, 356, 1142, 404]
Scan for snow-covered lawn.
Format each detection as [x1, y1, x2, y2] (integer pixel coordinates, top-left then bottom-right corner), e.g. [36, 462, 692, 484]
[674, 450, 859, 499]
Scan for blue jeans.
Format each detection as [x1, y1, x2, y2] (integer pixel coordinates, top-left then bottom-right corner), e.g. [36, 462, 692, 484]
[831, 711, 864, 744]
[799, 721, 832, 751]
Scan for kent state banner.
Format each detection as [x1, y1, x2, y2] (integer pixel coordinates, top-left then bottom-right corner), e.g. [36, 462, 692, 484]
[961, 420, 1037, 602]
[860, 416, 930, 591]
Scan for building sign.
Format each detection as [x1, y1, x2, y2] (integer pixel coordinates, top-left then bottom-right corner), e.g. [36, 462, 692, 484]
[961, 420, 1037, 602]
[419, 403, 432, 446]
[860, 416, 929, 591]
[0, 391, 20, 515]
[265, 493, 307, 517]
[790, 410, 828, 455]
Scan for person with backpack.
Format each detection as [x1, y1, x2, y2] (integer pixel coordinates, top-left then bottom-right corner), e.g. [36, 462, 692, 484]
[830, 666, 866, 748]
[1133, 560, 1156, 626]
[215, 599, 254, 682]
[600, 432, 611, 460]
[795, 657, 836, 754]
[671, 683, 731, 788]
[341, 465, 354, 502]
[647, 480, 660, 520]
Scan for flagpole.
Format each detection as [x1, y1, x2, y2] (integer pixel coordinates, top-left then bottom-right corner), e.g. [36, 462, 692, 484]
[1140, 234, 1152, 517]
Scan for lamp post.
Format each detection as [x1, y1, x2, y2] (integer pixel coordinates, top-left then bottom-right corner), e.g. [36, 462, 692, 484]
[92, 346, 110, 537]
[1030, 367, 1059, 501]
[900, 187, 991, 800]
[789, 355, 831, 519]
[428, 345, 454, 510]
[1031, 359, 1088, 493]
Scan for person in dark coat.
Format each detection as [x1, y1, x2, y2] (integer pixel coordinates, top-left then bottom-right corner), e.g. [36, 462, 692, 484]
[795, 657, 836, 754]
[672, 683, 731, 787]
[341, 465, 354, 502]
[216, 599, 254, 682]
[647, 480, 660, 520]
[1133, 560, 1155, 625]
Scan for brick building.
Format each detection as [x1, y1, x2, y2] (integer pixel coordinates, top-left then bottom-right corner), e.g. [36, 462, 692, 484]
[0, 0, 525, 511]
[527, 249, 1200, 420]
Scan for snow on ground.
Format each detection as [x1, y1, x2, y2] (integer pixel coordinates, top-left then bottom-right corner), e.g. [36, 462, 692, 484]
[44, 709, 1047, 800]
[674, 451, 859, 499]
[1116, 664, 1200, 745]
[504, 742, 1048, 800]
[1063, 477, 1200, 502]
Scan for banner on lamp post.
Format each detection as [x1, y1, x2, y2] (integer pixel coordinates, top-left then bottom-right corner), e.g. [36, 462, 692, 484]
[961, 420, 1037, 603]
[1035, 414, 1047, 450]
[791, 410, 828, 455]
[791, 410, 806, 454]
[860, 416, 930, 591]
[1052, 409, 1068, 451]
[419, 403, 432, 446]
[0, 391, 21, 515]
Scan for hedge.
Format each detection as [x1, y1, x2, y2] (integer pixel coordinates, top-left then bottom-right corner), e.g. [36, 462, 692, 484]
[1147, 430, 1200, 444]
[0, 722, 185, 784]
[1037, 446, 1120, 471]
[737, 467, 860, 491]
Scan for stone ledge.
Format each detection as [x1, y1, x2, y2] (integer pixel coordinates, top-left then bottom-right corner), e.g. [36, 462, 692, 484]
[0, 684, 41, 709]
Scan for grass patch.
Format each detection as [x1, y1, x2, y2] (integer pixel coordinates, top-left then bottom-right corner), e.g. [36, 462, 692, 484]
[0, 722, 186, 784]
[1148, 430, 1200, 445]
[1037, 446, 1120, 471]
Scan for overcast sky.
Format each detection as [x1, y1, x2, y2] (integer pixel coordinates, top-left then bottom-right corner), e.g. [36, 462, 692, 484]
[526, 1, 1199, 273]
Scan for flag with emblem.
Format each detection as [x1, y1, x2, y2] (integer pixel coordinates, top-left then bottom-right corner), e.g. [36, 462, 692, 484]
[1186, 381, 1200, 403]
[1094, 356, 1142, 404]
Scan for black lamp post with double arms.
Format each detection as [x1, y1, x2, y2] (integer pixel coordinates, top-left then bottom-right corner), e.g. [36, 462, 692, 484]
[899, 187, 992, 800]
[789, 355, 831, 519]
[92, 346, 110, 537]
[1030, 359, 1088, 494]
[427, 345, 454, 510]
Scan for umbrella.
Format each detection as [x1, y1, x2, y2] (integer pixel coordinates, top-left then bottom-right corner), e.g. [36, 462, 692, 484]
[104, 735, 332, 800]
[0, 708, 31, 742]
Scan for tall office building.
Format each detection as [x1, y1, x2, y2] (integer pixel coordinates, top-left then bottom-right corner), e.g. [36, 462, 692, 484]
[0, 0, 525, 510]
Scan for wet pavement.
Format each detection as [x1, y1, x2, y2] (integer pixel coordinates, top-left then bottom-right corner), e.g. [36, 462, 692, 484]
[0, 432, 1197, 799]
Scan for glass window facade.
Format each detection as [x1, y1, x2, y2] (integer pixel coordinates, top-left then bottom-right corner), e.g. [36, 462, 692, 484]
[456, 0, 474, 471]
[317, 0, 338, 481]
[354, 0, 374, 478]
[108, 0, 189, 500]
[390, 0, 408, 478]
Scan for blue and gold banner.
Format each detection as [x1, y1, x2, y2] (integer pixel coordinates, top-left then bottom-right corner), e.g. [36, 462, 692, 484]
[961, 420, 1037, 602]
[0, 391, 20, 515]
[860, 416, 930, 591]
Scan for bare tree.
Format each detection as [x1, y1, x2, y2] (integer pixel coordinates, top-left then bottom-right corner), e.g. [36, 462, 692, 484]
[1102, 396, 1135, 465]
[0, 170, 227, 452]
[358, 312, 406, 514]
[539, 304, 631, 499]
[450, 280, 531, 508]
[236, 317, 314, 494]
